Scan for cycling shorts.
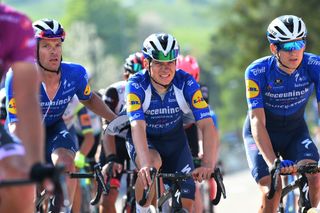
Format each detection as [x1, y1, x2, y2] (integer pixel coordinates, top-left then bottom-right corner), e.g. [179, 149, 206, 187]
[243, 116, 319, 182]
[126, 128, 196, 200]
[45, 119, 78, 164]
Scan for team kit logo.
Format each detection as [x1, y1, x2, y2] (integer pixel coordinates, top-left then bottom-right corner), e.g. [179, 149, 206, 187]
[127, 93, 141, 112]
[84, 84, 91, 95]
[246, 79, 260, 98]
[192, 90, 208, 109]
[8, 98, 17, 114]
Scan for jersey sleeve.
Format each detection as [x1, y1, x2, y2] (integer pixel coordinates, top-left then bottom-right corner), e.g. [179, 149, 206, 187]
[76, 106, 93, 135]
[4, 70, 18, 123]
[245, 62, 264, 110]
[125, 77, 145, 122]
[3, 12, 36, 73]
[307, 54, 320, 102]
[75, 66, 92, 101]
[183, 76, 211, 121]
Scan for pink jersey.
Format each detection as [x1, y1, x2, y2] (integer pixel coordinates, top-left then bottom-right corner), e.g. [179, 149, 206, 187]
[0, 3, 36, 78]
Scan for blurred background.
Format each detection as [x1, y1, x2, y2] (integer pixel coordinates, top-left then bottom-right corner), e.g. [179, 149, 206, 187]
[5, 0, 320, 211]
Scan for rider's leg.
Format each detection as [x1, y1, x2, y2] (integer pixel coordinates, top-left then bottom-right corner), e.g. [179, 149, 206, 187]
[258, 175, 282, 213]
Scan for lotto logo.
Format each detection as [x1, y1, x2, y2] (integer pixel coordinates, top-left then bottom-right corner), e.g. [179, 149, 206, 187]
[192, 90, 208, 109]
[127, 93, 141, 112]
[246, 80, 260, 98]
[8, 98, 17, 114]
[84, 85, 91, 95]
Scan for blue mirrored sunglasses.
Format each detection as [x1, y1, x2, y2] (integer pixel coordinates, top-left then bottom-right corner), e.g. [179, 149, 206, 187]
[278, 40, 305, 51]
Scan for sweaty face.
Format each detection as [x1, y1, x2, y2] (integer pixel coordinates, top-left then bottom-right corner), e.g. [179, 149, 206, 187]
[38, 38, 62, 71]
[149, 60, 176, 87]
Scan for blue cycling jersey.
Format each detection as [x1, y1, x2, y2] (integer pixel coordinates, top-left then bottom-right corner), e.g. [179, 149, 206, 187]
[245, 52, 320, 128]
[5, 61, 92, 126]
[126, 69, 211, 136]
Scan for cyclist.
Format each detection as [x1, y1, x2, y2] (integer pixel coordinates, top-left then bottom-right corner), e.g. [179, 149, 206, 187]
[0, 3, 44, 213]
[62, 95, 96, 213]
[243, 15, 320, 212]
[125, 33, 219, 212]
[177, 54, 220, 213]
[99, 51, 145, 213]
[5, 18, 116, 211]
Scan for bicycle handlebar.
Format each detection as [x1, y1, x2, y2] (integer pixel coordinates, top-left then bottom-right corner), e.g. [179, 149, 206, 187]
[69, 162, 108, 205]
[267, 158, 320, 200]
[137, 167, 226, 206]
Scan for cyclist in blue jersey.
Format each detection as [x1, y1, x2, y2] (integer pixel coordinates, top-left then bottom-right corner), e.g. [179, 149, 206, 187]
[125, 33, 219, 212]
[4, 18, 116, 211]
[177, 54, 220, 213]
[243, 15, 320, 212]
[0, 3, 44, 213]
[99, 52, 145, 213]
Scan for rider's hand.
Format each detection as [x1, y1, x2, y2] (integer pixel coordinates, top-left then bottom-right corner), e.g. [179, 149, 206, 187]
[138, 166, 154, 189]
[192, 166, 214, 182]
[74, 151, 88, 169]
[102, 161, 122, 178]
[280, 160, 297, 174]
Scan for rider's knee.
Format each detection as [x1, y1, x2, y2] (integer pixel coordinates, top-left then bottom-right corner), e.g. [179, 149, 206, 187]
[51, 149, 75, 172]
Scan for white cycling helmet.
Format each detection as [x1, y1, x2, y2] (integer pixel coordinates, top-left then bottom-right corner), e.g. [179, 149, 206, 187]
[33, 18, 65, 41]
[267, 15, 307, 44]
[142, 33, 179, 62]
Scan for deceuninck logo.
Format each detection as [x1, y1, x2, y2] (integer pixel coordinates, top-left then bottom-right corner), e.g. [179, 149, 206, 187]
[84, 84, 91, 95]
[246, 79, 260, 98]
[8, 98, 17, 114]
[127, 93, 141, 112]
[192, 90, 208, 109]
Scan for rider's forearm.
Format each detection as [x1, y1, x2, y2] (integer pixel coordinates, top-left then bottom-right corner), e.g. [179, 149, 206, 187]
[13, 63, 44, 165]
[251, 118, 277, 167]
[131, 120, 151, 168]
[103, 133, 117, 156]
[200, 119, 219, 168]
[81, 93, 116, 122]
[79, 132, 95, 156]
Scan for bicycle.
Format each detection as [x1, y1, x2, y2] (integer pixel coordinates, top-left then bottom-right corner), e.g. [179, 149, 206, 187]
[35, 162, 108, 213]
[120, 169, 138, 213]
[268, 158, 320, 213]
[139, 167, 226, 213]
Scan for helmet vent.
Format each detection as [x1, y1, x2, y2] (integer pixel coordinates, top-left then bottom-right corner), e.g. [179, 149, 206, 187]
[275, 26, 286, 36]
[149, 41, 159, 52]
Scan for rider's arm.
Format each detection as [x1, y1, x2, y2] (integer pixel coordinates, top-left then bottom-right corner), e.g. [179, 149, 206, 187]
[13, 62, 44, 164]
[197, 117, 219, 168]
[80, 92, 116, 123]
[76, 107, 95, 156]
[249, 108, 277, 167]
[130, 120, 151, 168]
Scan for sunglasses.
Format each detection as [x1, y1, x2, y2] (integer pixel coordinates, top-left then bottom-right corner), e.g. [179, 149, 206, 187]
[277, 40, 306, 52]
[151, 49, 179, 61]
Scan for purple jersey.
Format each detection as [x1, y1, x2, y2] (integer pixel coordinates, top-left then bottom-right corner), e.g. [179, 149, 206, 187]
[0, 3, 36, 77]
